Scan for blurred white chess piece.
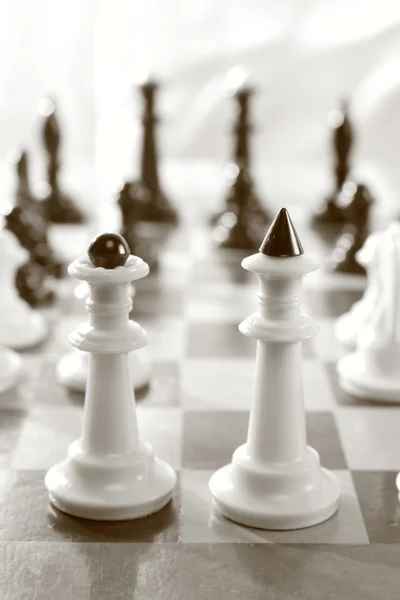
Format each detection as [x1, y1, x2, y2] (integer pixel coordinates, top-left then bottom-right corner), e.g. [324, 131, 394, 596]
[337, 221, 400, 401]
[335, 230, 382, 348]
[0, 228, 47, 349]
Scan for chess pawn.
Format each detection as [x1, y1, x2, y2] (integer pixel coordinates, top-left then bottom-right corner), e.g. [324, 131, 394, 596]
[0, 229, 47, 349]
[45, 233, 176, 520]
[214, 166, 264, 250]
[313, 100, 353, 225]
[335, 231, 381, 347]
[327, 182, 372, 275]
[338, 222, 400, 402]
[209, 209, 340, 529]
[57, 282, 151, 392]
[39, 98, 85, 224]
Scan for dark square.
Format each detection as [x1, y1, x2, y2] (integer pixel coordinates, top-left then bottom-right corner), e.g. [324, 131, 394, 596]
[0, 470, 179, 542]
[307, 289, 364, 318]
[183, 410, 346, 470]
[306, 411, 347, 469]
[352, 471, 400, 543]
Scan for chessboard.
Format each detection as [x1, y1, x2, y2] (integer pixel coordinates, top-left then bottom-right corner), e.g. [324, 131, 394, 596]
[0, 214, 400, 600]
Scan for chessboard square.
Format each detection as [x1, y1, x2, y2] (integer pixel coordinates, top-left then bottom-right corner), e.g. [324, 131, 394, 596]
[181, 358, 330, 412]
[186, 324, 255, 358]
[137, 362, 180, 407]
[336, 407, 400, 470]
[352, 471, 400, 543]
[183, 411, 346, 470]
[183, 411, 247, 469]
[181, 358, 253, 411]
[187, 283, 256, 323]
[0, 410, 27, 468]
[303, 360, 335, 410]
[179, 469, 368, 544]
[133, 288, 185, 318]
[311, 318, 346, 363]
[307, 288, 364, 318]
[11, 407, 81, 470]
[36, 357, 84, 406]
[142, 318, 185, 361]
[0, 470, 179, 542]
[306, 412, 347, 470]
[136, 407, 181, 469]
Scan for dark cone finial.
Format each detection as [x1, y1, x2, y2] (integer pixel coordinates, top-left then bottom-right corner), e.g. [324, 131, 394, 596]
[88, 233, 130, 269]
[259, 208, 304, 257]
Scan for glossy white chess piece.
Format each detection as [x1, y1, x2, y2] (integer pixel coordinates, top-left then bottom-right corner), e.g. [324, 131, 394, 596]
[337, 222, 400, 402]
[209, 209, 340, 530]
[335, 231, 381, 348]
[45, 239, 176, 520]
[0, 228, 47, 349]
[0, 345, 23, 394]
[56, 283, 151, 392]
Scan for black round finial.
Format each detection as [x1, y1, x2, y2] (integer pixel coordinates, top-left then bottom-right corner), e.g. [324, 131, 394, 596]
[88, 233, 130, 269]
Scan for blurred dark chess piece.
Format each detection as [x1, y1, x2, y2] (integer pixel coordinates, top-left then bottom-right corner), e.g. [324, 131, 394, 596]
[326, 182, 373, 275]
[313, 99, 353, 225]
[4, 206, 63, 278]
[16, 259, 55, 306]
[214, 165, 263, 250]
[211, 83, 270, 226]
[117, 181, 159, 271]
[138, 80, 177, 224]
[39, 98, 85, 224]
[12, 148, 46, 219]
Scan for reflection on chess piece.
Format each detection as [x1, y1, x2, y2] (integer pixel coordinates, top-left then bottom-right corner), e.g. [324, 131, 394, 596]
[327, 182, 372, 275]
[211, 82, 270, 225]
[210, 209, 340, 529]
[0, 229, 47, 349]
[313, 100, 353, 225]
[338, 222, 400, 402]
[39, 98, 85, 224]
[45, 233, 176, 520]
[214, 166, 263, 250]
[138, 81, 177, 224]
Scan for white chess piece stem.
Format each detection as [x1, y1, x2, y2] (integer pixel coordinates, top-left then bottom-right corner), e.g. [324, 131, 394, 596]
[209, 251, 341, 530]
[45, 252, 176, 520]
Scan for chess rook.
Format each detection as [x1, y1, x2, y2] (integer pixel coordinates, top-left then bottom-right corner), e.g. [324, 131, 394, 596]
[209, 209, 340, 530]
[45, 233, 176, 520]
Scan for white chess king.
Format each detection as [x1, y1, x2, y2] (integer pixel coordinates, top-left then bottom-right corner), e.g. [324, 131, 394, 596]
[45, 233, 176, 520]
[209, 208, 341, 530]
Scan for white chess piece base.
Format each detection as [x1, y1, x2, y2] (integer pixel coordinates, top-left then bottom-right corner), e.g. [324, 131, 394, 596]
[57, 348, 151, 392]
[0, 311, 47, 350]
[335, 311, 360, 348]
[209, 445, 340, 530]
[0, 346, 23, 394]
[337, 352, 400, 402]
[45, 440, 176, 520]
